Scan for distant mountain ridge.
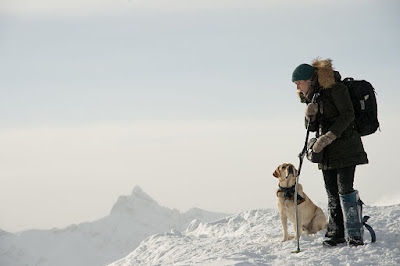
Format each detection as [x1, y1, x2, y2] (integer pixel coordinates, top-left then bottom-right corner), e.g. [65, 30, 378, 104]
[0, 186, 228, 266]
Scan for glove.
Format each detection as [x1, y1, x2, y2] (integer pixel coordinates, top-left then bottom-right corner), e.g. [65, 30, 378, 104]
[312, 131, 337, 153]
[305, 103, 318, 122]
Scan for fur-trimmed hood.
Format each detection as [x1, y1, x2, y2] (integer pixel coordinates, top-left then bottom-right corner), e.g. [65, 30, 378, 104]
[312, 58, 336, 89]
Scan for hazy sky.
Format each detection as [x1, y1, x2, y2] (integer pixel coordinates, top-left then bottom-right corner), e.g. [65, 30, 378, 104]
[1, 0, 399, 232]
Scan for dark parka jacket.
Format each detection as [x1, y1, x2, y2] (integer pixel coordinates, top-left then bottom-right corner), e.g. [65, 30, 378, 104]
[307, 59, 368, 170]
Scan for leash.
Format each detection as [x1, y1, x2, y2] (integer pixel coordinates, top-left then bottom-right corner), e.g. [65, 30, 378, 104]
[292, 93, 319, 254]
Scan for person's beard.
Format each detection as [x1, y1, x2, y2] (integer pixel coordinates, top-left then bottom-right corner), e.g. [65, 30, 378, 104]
[297, 91, 310, 104]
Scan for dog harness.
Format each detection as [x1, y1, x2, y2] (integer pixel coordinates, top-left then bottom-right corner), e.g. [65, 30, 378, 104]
[277, 184, 305, 205]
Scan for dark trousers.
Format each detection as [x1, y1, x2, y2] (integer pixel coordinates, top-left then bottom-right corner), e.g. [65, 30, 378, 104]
[322, 165, 356, 238]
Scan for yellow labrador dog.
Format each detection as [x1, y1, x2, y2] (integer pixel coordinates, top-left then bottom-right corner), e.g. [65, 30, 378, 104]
[273, 163, 326, 241]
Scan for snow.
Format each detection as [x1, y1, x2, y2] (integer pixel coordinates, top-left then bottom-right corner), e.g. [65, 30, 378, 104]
[110, 204, 400, 266]
[2, 186, 400, 266]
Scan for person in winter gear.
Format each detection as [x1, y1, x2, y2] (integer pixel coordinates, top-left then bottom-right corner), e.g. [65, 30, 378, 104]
[292, 58, 368, 247]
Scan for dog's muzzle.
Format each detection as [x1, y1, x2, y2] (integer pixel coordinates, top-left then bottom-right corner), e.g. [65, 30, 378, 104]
[288, 165, 294, 176]
[285, 166, 294, 179]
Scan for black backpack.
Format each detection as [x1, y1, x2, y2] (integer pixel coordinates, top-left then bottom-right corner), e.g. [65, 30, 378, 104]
[342, 77, 380, 136]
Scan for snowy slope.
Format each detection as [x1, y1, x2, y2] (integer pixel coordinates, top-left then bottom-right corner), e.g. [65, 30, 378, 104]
[110, 204, 400, 266]
[0, 186, 228, 266]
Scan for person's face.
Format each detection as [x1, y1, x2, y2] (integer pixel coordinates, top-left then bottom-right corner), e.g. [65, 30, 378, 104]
[294, 80, 310, 96]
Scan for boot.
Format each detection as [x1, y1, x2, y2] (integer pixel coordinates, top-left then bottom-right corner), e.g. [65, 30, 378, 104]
[323, 237, 346, 247]
[340, 190, 364, 246]
[323, 197, 346, 247]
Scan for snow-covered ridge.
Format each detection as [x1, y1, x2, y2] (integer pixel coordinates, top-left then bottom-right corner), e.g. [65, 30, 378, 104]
[110, 205, 400, 265]
[0, 186, 228, 266]
[2, 186, 400, 266]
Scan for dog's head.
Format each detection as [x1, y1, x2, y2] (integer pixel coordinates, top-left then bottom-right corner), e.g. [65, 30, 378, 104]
[273, 163, 298, 186]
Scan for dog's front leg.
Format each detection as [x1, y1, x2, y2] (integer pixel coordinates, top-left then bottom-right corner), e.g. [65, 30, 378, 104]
[280, 212, 289, 241]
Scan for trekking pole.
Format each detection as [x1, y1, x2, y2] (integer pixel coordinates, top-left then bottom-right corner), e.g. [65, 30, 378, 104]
[292, 93, 319, 254]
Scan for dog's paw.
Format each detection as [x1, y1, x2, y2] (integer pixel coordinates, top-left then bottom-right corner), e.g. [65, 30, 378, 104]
[281, 235, 295, 242]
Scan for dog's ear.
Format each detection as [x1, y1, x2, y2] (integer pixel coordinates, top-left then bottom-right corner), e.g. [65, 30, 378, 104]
[273, 167, 280, 178]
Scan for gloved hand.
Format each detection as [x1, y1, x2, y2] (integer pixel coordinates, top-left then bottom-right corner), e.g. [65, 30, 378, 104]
[305, 103, 318, 122]
[313, 131, 337, 153]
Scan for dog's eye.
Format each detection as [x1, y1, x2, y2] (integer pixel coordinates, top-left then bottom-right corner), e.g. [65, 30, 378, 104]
[282, 166, 286, 169]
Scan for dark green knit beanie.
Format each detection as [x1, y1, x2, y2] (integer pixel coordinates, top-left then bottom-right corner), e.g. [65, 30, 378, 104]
[292, 64, 316, 82]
